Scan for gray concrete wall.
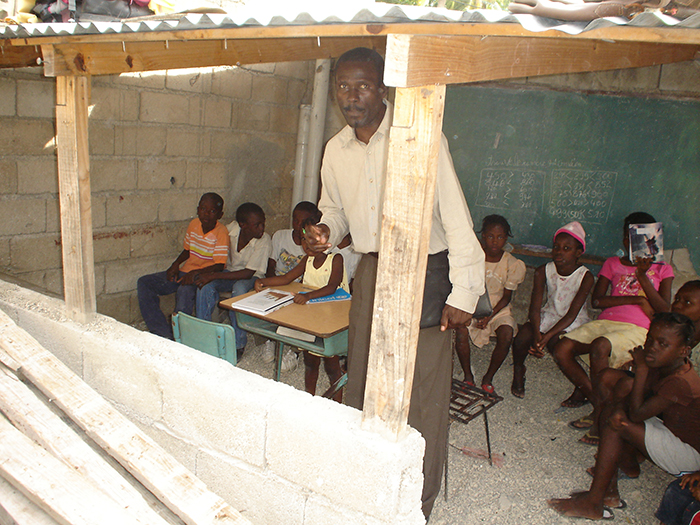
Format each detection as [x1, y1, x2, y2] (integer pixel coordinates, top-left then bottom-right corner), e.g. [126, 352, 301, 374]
[0, 62, 313, 325]
[0, 279, 426, 525]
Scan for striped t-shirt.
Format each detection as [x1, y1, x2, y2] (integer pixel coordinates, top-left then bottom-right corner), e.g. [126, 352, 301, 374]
[180, 219, 229, 273]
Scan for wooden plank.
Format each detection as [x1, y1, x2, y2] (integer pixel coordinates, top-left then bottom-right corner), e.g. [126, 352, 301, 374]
[0, 476, 62, 525]
[0, 42, 41, 69]
[55, 75, 96, 322]
[385, 33, 700, 87]
[362, 83, 446, 440]
[0, 367, 174, 525]
[0, 415, 151, 525]
[0, 310, 251, 525]
[41, 36, 379, 76]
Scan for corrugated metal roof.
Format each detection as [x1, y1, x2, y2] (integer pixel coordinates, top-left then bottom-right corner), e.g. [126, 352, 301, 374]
[1, 3, 699, 40]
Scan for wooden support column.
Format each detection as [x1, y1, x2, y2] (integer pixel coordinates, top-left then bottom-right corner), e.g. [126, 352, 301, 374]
[55, 74, 96, 322]
[362, 82, 446, 441]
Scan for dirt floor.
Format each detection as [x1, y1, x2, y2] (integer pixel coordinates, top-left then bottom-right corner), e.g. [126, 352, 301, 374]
[237, 336, 672, 525]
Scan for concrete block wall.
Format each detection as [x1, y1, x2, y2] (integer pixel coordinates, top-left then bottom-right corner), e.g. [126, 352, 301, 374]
[0, 61, 313, 324]
[0, 279, 426, 525]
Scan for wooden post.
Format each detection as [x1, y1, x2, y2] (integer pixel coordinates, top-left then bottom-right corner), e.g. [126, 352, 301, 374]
[55, 74, 96, 323]
[361, 82, 446, 441]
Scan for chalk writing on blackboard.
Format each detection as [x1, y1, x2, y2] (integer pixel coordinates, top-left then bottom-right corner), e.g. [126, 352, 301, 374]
[546, 170, 617, 225]
[476, 168, 546, 213]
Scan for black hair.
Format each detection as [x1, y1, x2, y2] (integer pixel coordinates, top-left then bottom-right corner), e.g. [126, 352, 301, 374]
[200, 192, 224, 211]
[335, 47, 385, 86]
[680, 280, 700, 293]
[651, 312, 695, 347]
[623, 211, 656, 231]
[236, 202, 264, 224]
[480, 214, 513, 237]
[293, 201, 320, 217]
[301, 212, 323, 231]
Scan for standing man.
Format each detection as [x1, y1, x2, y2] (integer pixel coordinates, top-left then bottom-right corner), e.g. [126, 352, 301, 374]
[304, 47, 485, 518]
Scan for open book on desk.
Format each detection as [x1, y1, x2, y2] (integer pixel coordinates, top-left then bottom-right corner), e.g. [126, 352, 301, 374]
[232, 289, 294, 315]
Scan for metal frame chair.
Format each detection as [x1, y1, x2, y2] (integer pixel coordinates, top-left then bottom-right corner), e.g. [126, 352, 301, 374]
[171, 312, 237, 366]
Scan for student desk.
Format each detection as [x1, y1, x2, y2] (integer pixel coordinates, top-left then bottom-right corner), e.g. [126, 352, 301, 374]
[219, 283, 350, 389]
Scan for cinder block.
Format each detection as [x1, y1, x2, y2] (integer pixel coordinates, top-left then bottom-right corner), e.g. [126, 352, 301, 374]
[274, 61, 312, 81]
[0, 119, 55, 156]
[114, 70, 166, 90]
[140, 92, 190, 124]
[185, 160, 202, 188]
[200, 160, 227, 189]
[88, 122, 116, 156]
[165, 129, 202, 158]
[129, 224, 181, 259]
[166, 68, 209, 93]
[252, 76, 288, 104]
[104, 256, 172, 294]
[0, 158, 17, 194]
[135, 125, 167, 156]
[105, 194, 159, 227]
[82, 334, 163, 421]
[0, 239, 10, 267]
[209, 130, 243, 159]
[90, 86, 130, 120]
[238, 104, 270, 132]
[196, 450, 306, 525]
[93, 231, 131, 263]
[204, 97, 232, 128]
[114, 124, 138, 155]
[266, 395, 425, 520]
[270, 106, 298, 135]
[0, 76, 15, 116]
[91, 158, 137, 192]
[92, 195, 107, 229]
[94, 264, 105, 294]
[14, 268, 64, 297]
[286, 79, 309, 106]
[96, 291, 133, 324]
[660, 60, 700, 93]
[17, 157, 58, 194]
[0, 197, 46, 235]
[137, 159, 187, 190]
[45, 196, 60, 233]
[303, 494, 385, 525]
[247, 63, 275, 74]
[10, 234, 62, 272]
[16, 80, 55, 119]
[135, 420, 199, 474]
[188, 98, 202, 126]
[158, 353, 276, 468]
[157, 192, 199, 222]
[211, 67, 252, 99]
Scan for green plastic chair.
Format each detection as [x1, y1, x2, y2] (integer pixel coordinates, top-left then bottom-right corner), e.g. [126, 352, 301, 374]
[171, 312, 237, 366]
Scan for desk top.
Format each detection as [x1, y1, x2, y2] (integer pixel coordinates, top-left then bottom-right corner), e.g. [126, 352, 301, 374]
[219, 283, 350, 338]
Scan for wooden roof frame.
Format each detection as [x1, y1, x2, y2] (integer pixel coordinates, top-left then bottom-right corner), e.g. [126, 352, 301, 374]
[2, 20, 699, 439]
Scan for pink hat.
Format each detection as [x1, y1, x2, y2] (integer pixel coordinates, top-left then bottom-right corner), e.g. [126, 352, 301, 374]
[554, 221, 586, 253]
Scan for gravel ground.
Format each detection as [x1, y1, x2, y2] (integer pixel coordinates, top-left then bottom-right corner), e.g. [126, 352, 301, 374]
[237, 337, 672, 524]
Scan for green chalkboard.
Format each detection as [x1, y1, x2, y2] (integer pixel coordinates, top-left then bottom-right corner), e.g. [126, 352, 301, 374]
[444, 85, 700, 270]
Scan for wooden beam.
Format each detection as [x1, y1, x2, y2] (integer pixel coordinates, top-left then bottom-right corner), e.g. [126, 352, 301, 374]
[385, 33, 700, 87]
[42, 36, 380, 76]
[55, 75, 96, 322]
[362, 83, 446, 440]
[0, 477, 59, 525]
[0, 310, 251, 525]
[0, 42, 41, 69]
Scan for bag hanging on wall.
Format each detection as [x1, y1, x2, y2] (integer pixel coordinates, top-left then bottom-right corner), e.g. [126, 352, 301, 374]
[420, 250, 492, 329]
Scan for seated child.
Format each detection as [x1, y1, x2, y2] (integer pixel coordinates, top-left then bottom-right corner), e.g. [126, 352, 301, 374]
[676, 281, 700, 369]
[456, 214, 526, 394]
[553, 212, 674, 434]
[511, 221, 595, 398]
[657, 471, 700, 525]
[195, 202, 271, 359]
[548, 312, 700, 521]
[254, 216, 348, 403]
[262, 201, 320, 368]
[137, 193, 229, 340]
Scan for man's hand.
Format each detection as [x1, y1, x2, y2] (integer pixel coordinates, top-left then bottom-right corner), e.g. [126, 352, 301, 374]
[303, 223, 332, 254]
[194, 273, 216, 288]
[166, 263, 179, 282]
[440, 305, 472, 331]
[179, 272, 198, 286]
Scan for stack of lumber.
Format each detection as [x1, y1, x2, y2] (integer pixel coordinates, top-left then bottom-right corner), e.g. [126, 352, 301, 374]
[0, 309, 251, 525]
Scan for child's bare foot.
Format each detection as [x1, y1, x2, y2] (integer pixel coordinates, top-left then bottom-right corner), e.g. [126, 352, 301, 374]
[560, 387, 589, 408]
[570, 489, 626, 509]
[511, 365, 526, 398]
[547, 492, 608, 520]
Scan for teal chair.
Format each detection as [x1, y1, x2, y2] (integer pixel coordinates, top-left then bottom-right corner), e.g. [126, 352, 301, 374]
[172, 312, 237, 366]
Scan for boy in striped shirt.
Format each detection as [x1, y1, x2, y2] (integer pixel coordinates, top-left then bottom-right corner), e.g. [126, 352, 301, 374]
[138, 192, 229, 339]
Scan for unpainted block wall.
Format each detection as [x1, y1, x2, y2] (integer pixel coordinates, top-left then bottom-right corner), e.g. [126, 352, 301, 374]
[0, 61, 313, 324]
[0, 280, 427, 525]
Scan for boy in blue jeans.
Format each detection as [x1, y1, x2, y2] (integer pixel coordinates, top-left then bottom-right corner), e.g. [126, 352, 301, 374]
[137, 193, 229, 339]
[195, 202, 271, 359]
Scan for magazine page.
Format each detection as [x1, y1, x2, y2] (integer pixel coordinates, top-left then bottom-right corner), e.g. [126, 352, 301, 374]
[233, 289, 294, 315]
[629, 222, 664, 263]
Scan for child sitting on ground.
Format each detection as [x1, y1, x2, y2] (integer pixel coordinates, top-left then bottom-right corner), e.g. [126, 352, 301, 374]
[254, 215, 348, 402]
[548, 312, 700, 521]
[262, 201, 320, 369]
[553, 212, 674, 445]
[137, 192, 229, 340]
[194, 202, 271, 360]
[511, 221, 595, 398]
[456, 214, 526, 394]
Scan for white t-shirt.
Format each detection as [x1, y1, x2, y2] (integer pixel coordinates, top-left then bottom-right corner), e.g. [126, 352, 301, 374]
[226, 222, 271, 278]
[270, 229, 305, 276]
